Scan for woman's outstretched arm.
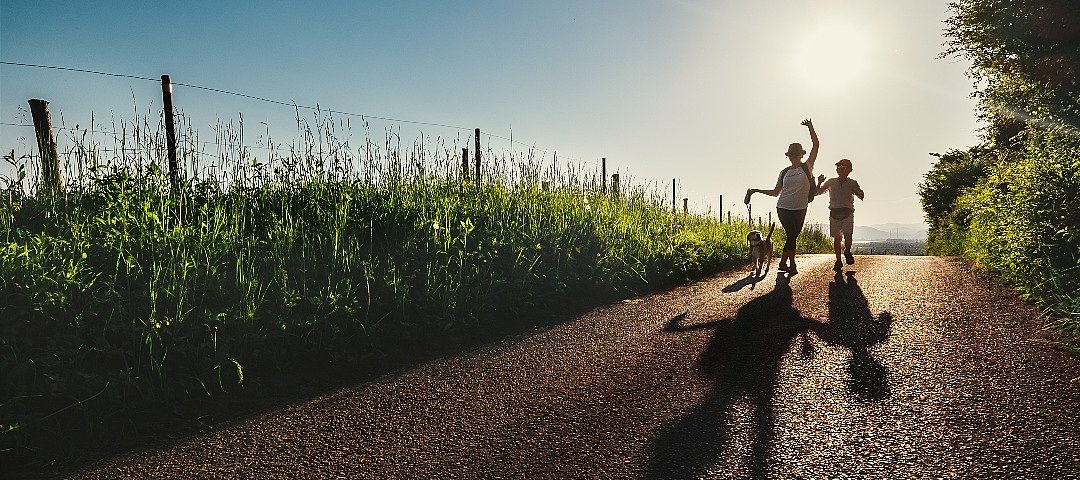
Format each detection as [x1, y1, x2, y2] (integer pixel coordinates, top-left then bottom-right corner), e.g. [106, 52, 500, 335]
[802, 118, 820, 171]
[746, 170, 785, 202]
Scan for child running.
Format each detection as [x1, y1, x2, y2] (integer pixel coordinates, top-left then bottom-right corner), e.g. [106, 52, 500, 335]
[815, 158, 864, 272]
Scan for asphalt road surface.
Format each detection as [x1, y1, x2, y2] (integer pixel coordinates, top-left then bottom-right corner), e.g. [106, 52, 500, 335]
[71, 255, 1080, 479]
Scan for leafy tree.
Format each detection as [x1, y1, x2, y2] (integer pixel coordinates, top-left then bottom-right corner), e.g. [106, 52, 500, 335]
[918, 146, 993, 227]
[944, 0, 1080, 145]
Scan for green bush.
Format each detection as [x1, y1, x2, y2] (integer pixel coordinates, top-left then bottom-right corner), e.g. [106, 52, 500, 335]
[958, 130, 1080, 325]
[923, 128, 1080, 341]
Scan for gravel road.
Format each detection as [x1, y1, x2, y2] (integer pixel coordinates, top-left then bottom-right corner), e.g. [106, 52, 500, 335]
[70, 255, 1080, 479]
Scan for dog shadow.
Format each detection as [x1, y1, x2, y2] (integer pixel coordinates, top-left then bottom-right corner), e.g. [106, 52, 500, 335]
[651, 275, 818, 479]
[721, 268, 773, 293]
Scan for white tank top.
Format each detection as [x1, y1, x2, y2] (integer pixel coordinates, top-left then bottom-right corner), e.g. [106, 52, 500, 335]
[777, 165, 812, 210]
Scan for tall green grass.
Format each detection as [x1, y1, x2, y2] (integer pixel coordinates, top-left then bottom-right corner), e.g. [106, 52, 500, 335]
[0, 110, 830, 458]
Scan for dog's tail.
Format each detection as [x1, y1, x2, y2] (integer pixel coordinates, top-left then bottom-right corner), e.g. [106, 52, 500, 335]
[765, 222, 776, 241]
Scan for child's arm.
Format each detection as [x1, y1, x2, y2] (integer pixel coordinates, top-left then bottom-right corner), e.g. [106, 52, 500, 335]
[854, 180, 865, 200]
[814, 176, 832, 197]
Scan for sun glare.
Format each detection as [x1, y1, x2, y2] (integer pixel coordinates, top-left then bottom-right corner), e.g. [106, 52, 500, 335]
[794, 21, 875, 93]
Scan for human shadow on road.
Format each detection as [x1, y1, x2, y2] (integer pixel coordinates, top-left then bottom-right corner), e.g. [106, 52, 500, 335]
[812, 271, 893, 401]
[650, 274, 818, 480]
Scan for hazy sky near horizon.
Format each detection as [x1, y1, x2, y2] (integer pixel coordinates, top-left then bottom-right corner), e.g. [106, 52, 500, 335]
[0, 0, 980, 226]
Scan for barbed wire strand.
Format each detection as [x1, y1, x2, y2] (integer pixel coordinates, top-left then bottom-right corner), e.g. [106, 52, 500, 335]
[1, 61, 588, 162]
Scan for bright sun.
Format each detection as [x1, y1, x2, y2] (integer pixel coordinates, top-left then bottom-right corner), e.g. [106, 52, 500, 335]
[794, 21, 875, 93]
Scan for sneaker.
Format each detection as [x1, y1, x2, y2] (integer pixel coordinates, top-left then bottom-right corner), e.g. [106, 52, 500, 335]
[833, 261, 843, 272]
[845, 251, 855, 265]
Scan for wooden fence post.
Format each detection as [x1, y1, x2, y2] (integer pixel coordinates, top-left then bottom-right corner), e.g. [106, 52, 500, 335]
[462, 148, 469, 179]
[682, 198, 688, 214]
[28, 99, 62, 196]
[727, 211, 731, 224]
[601, 157, 606, 193]
[768, 211, 772, 226]
[474, 128, 481, 182]
[161, 75, 179, 193]
[611, 173, 620, 197]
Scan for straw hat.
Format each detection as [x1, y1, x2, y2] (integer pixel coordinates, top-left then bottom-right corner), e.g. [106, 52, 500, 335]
[786, 143, 806, 156]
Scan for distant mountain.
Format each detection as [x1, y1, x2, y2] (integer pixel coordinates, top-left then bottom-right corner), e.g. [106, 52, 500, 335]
[855, 223, 928, 241]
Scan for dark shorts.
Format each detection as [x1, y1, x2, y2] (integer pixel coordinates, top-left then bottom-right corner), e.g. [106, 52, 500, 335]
[777, 207, 807, 252]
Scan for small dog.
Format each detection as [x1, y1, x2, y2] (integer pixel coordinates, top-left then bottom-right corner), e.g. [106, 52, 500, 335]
[746, 222, 776, 277]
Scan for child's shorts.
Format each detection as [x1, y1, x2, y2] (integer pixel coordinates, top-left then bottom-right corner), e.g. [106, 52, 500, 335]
[829, 208, 854, 239]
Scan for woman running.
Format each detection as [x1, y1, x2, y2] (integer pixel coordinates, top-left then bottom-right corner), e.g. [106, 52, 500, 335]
[744, 118, 819, 275]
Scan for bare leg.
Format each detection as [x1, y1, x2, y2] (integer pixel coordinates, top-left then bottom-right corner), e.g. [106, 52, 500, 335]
[834, 237, 842, 263]
[844, 234, 853, 254]
[844, 234, 855, 264]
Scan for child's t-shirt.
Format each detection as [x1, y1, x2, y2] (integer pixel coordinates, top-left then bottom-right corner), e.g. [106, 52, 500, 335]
[823, 177, 863, 209]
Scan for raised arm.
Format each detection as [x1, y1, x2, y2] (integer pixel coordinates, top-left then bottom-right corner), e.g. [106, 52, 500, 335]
[801, 118, 820, 171]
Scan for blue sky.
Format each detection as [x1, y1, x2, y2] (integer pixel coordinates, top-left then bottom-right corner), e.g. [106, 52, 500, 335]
[0, 0, 980, 226]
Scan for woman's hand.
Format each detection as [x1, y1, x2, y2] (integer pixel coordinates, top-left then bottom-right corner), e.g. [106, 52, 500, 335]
[817, 174, 826, 185]
[801, 118, 814, 128]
